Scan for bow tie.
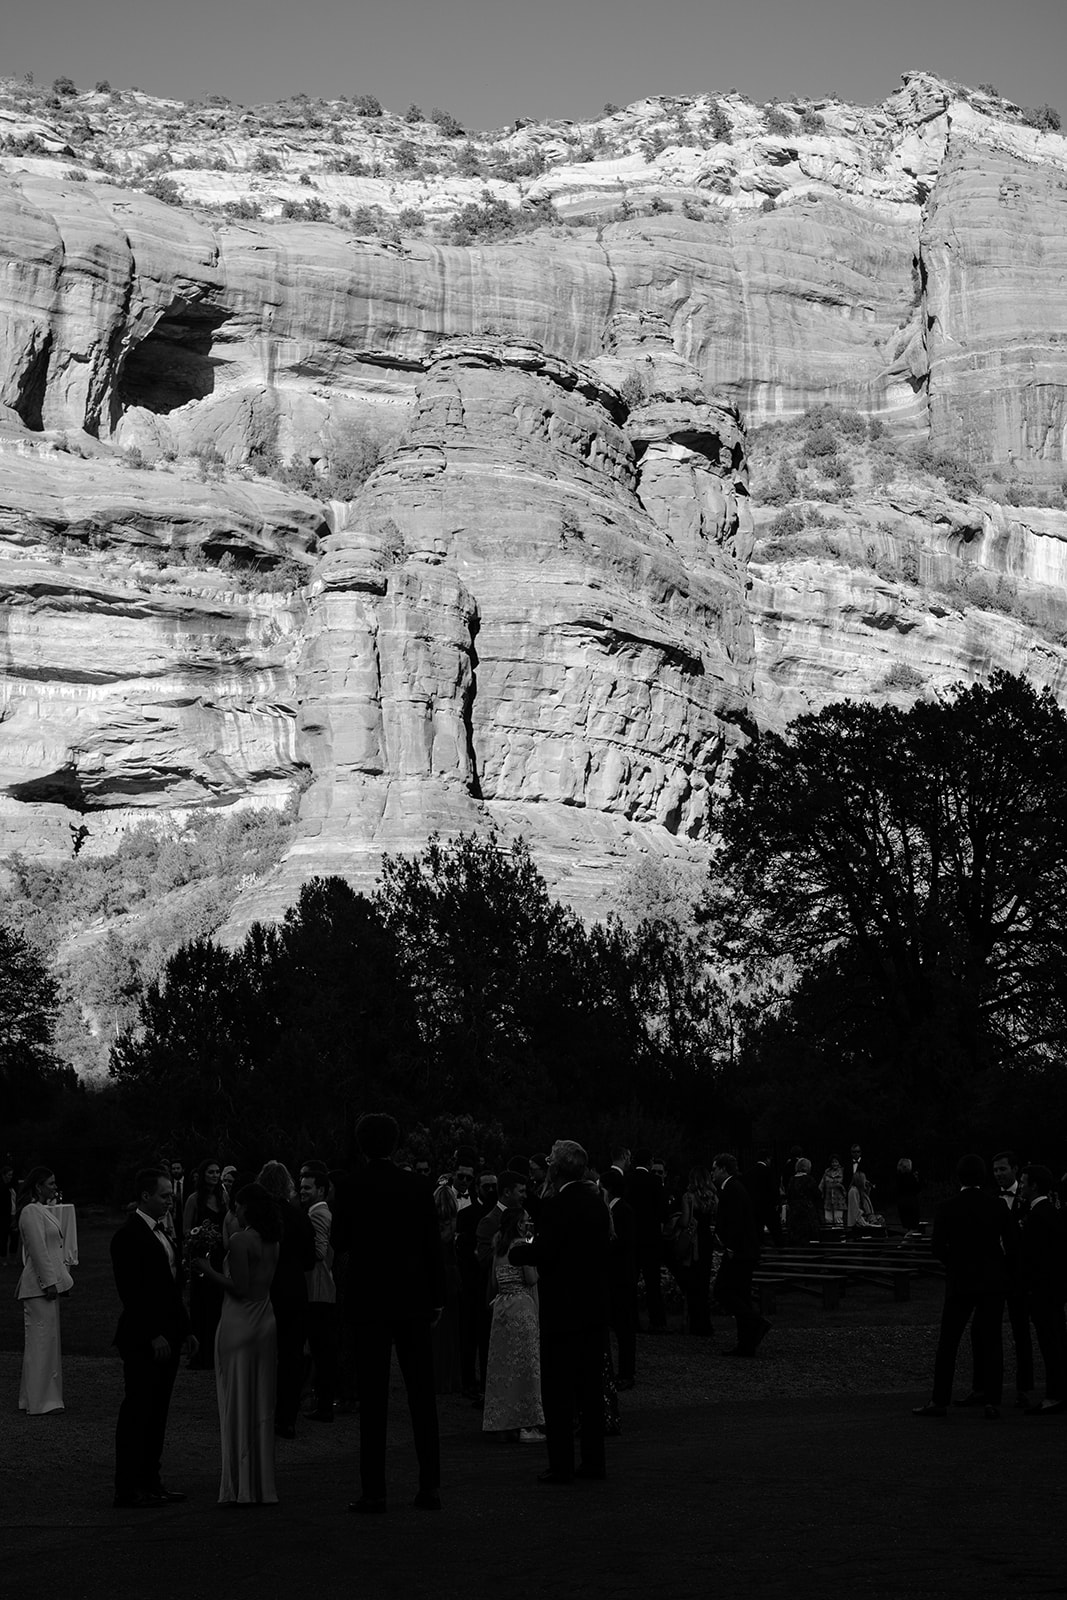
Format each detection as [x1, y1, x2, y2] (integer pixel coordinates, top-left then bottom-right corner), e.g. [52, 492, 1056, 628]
[155, 1221, 169, 1232]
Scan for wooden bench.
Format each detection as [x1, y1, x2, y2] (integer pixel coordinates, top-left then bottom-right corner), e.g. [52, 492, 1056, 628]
[767, 1248, 917, 1301]
[752, 1268, 847, 1313]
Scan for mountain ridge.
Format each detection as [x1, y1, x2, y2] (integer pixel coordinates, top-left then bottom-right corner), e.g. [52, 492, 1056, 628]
[1, 68, 1065, 1053]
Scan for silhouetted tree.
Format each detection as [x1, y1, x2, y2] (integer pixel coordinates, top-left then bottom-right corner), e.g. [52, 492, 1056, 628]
[710, 671, 1067, 1145]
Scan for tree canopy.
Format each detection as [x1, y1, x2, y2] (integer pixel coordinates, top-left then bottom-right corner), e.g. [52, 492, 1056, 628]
[709, 670, 1067, 1149]
[108, 833, 729, 1165]
[0, 922, 70, 1123]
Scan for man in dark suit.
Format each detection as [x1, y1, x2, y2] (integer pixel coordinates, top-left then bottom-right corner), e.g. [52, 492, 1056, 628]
[627, 1148, 668, 1332]
[961, 1148, 1033, 1406]
[743, 1151, 784, 1249]
[344, 1113, 446, 1513]
[600, 1166, 637, 1389]
[111, 1167, 194, 1509]
[712, 1152, 770, 1357]
[913, 1153, 1013, 1419]
[511, 1139, 611, 1483]
[164, 1158, 186, 1251]
[456, 1169, 494, 1399]
[1020, 1164, 1067, 1414]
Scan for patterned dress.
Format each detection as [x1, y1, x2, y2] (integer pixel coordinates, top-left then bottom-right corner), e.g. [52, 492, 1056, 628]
[482, 1257, 545, 1432]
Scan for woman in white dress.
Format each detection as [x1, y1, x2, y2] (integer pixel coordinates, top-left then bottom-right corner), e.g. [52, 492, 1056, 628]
[16, 1167, 74, 1416]
[194, 1181, 280, 1504]
[482, 1207, 544, 1442]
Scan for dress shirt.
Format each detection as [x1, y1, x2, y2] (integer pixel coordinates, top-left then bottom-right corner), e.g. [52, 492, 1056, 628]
[136, 1207, 176, 1277]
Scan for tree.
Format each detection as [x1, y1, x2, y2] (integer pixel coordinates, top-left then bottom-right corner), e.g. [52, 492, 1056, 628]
[710, 672, 1067, 1139]
[109, 938, 255, 1152]
[0, 924, 69, 1122]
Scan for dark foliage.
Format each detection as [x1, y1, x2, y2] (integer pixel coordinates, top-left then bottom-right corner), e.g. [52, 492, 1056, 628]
[709, 671, 1067, 1152]
[108, 835, 727, 1164]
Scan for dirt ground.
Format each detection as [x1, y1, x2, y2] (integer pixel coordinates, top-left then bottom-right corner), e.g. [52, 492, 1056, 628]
[2, 1216, 1065, 1600]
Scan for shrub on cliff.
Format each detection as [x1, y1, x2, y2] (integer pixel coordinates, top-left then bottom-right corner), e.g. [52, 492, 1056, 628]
[908, 443, 980, 498]
[763, 104, 794, 137]
[1021, 104, 1061, 132]
[353, 93, 382, 117]
[443, 191, 556, 245]
[702, 101, 731, 141]
[143, 175, 182, 206]
[52, 76, 77, 97]
[431, 106, 465, 138]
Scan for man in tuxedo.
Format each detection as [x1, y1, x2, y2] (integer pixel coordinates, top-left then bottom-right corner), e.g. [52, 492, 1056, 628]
[1020, 1164, 1067, 1414]
[608, 1147, 631, 1183]
[627, 1149, 668, 1332]
[346, 1113, 445, 1513]
[111, 1167, 194, 1509]
[913, 1153, 1013, 1419]
[713, 1153, 770, 1357]
[600, 1166, 637, 1389]
[456, 1169, 495, 1399]
[511, 1140, 611, 1483]
[845, 1143, 866, 1192]
[960, 1148, 1033, 1407]
[299, 1161, 337, 1422]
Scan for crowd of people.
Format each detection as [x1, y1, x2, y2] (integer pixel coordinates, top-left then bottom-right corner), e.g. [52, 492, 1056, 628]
[7, 1133, 1067, 1507]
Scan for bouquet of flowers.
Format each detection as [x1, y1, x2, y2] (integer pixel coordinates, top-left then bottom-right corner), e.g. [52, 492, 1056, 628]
[185, 1220, 222, 1266]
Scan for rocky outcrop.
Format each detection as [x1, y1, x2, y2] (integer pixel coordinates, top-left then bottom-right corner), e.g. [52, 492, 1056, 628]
[1, 71, 1066, 928]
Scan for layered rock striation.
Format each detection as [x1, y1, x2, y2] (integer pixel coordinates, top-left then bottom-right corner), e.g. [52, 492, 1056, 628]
[0, 71, 1066, 928]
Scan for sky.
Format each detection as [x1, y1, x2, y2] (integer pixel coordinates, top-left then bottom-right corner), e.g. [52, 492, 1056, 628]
[4, 0, 1065, 129]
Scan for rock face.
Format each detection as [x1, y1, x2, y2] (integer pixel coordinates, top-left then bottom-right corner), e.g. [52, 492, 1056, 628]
[1, 71, 1066, 927]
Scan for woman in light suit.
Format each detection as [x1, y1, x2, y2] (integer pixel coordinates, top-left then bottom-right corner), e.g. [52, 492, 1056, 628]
[16, 1167, 74, 1415]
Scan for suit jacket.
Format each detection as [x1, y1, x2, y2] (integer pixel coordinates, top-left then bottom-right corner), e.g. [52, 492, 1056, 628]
[607, 1197, 638, 1297]
[742, 1162, 780, 1224]
[111, 1212, 190, 1355]
[1021, 1198, 1067, 1303]
[714, 1176, 761, 1261]
[510, 1180, 610, 1334]
[476, 1202, 508, 1265]
[626, 1167, 668, 1251]
[271, 1201, 316, 1309]
[345, 1159, 446, 1322]
[17, 1204, 74, 1300]
[931, 1187, 1013, 1294]
[455, 1197, 491, 1290]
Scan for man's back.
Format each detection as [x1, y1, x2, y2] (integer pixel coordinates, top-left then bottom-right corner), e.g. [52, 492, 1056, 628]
[512, 1182, 610, 1333]
[627, 1168, 666, 1247]
[716, 1175, 761, 1261]
[932, 1188, 1011, 1293]
[347, 1160, 446, 1322]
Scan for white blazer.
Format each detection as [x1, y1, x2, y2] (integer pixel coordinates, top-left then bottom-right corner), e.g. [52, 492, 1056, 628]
[17, 1204, 74, 1300]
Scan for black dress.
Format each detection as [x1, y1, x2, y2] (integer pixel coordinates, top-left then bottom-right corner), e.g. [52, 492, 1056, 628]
[895, 1169, 921, 1232]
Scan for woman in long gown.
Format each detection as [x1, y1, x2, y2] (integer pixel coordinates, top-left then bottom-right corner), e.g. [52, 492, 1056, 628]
[194, 1182, 280, 1504]
[16, 1167, 73, 1415]
[482, 1207, 543, 1441]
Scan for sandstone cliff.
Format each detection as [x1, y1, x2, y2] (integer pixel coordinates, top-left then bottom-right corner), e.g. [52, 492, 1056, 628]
[1, 70, 1065, 942]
